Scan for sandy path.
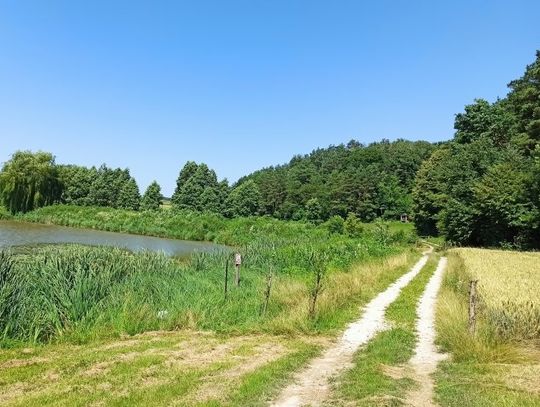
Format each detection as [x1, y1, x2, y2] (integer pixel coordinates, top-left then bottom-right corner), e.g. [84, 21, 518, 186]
[270, 251, 431, 407]
[407, 256, 447, 407]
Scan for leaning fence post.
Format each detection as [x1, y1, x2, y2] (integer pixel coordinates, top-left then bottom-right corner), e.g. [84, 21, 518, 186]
[468, 279, 478, 335]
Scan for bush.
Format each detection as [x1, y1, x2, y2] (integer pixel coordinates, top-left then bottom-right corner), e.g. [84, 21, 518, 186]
[324, 215, 345, 234]
[344, 213, 364, 237]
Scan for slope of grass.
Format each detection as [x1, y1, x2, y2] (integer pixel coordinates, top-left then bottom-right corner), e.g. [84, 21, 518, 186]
[435, 248, 540, 407]
[0, 204, 423, 404]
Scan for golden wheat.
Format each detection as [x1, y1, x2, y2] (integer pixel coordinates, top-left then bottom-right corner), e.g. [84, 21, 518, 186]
[452, 248, 540, 340]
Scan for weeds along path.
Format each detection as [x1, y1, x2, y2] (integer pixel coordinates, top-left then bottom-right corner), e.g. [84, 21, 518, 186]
[407, 256, 447, 407]
[270, 249, 431, 407]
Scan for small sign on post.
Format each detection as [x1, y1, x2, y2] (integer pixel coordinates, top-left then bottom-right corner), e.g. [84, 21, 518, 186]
[234, 253, 242, 286]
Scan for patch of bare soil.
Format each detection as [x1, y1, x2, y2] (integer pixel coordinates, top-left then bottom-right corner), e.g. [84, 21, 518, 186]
[0, 356, 49, 369]
[188, 342, 288, 403]
[502, 364, 540, 394]
[0, 382, 27, 404]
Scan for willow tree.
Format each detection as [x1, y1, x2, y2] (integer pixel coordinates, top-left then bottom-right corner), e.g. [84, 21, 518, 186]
[0, 151, 62, 214]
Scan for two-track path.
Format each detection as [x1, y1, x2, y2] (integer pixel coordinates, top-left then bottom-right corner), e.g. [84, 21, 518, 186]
[406, 256, 448, 407]
[271, 250, 431, 407]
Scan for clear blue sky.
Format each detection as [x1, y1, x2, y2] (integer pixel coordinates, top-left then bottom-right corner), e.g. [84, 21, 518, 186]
[1, 1, 539, 196]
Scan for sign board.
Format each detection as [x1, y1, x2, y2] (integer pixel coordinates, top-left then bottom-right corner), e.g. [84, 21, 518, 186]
[234, 253, 242, 266]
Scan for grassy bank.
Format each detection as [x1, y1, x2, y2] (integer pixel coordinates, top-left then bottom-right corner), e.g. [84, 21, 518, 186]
[326, 254, 439, 405]
[0, 205, 11, 220]
[11, 204, 415, 246]
[435, 248, 540, 406]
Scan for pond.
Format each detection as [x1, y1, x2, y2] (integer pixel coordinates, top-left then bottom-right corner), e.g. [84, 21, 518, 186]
[0, 220, 223, 257]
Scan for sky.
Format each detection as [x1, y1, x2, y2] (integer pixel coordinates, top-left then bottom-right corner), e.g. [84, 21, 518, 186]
[1, 1, 539, 196]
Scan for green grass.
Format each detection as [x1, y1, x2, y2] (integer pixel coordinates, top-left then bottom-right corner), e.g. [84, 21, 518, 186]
[225, 341, 322, 406]
[0, 205, 12, 220]
[327, 255, 439, 406]
[434, 249, 540, 407]
[0, 242, 417, 347]
[13, 204, 416, 247]
[436, 362, 540, 407]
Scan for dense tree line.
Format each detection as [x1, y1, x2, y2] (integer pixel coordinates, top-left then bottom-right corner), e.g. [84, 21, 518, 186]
[0, 141, 433, 222]
[237, 139, 436, 222]
[413, 51, 540, 248]
[59, 164, 141, 210]
[0, 158, 152, 214]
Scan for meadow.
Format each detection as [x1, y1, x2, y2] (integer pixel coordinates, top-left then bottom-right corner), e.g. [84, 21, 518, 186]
[435, 248, 540, 406]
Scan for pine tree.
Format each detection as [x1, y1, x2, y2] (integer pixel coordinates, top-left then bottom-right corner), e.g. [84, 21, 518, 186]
[141, 181, 162, 211]
[117, 178, 141, 210]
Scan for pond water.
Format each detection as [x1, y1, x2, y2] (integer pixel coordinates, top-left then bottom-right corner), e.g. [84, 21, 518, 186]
[0, 220, 223, 257]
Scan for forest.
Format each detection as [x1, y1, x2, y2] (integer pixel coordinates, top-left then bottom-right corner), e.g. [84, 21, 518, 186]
[1, 51, 539, 249]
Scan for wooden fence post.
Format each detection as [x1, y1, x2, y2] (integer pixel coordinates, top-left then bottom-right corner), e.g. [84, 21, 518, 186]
[261, 269, 273, 316]
[224, 259, 229, 299]
[468, 280, 478, 335]
[234, 253, 242, 286]
[309, 266, 324, 319]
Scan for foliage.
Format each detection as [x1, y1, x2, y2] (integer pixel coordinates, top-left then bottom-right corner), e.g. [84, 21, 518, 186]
[323, 215, 345, 234]
[506, 50, 540, 149]
[141, 181, 163, 211]
[0, 151, 62, 214]
[59, 163, 142, 210]
[171, 161, 228, 213]
[58, 165, 97, 205]
[344, 213, 364, 237]
[117, 177, 141, 210]
[225, 179, 262, 217]
[413, 51, 540, 248]
[238, 139, 436, 222]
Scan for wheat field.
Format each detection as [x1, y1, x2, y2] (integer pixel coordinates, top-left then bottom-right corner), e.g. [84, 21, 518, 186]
[452, 248, 540, 340]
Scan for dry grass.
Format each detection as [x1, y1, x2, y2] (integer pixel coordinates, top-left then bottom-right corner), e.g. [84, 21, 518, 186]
[266, 251, 417, 333]
[0, 330, 324, 406]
